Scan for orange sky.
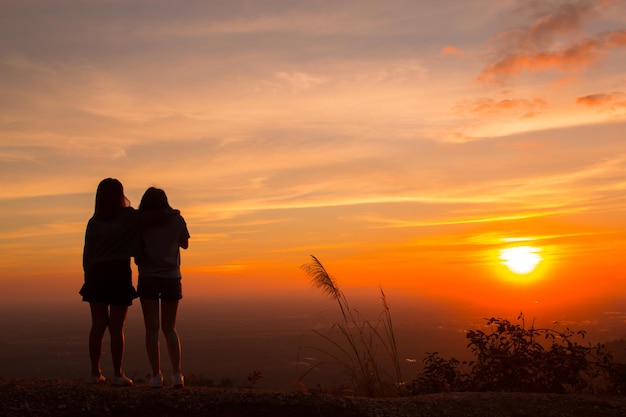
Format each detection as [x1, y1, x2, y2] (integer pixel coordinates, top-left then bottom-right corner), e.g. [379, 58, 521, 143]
[0, 0, 625, 326]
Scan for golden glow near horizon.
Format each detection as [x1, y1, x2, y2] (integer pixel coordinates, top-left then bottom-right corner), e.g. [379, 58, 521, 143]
[1, 1, 626, 314]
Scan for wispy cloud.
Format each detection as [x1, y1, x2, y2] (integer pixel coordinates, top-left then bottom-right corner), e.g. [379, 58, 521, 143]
[477, 1, 626, 83]
[440, 45, 465, 57]
[456, 97, 548, 118]
[576, 91, 626, 112]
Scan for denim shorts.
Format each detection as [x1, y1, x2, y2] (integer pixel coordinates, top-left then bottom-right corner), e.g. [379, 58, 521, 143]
[137, 276, 182, 301]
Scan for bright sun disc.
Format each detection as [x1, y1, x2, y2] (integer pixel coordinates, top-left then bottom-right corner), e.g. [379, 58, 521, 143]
[499, 246, 542, 274]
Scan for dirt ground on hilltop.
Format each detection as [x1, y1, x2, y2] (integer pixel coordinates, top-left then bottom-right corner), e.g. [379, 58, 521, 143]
[1, 378, 626, 417]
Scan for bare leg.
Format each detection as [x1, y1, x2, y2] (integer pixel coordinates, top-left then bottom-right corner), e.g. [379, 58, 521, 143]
[141, 298, 161, 376]
[89, 303, 109, 377]
[108, 305, 129, 377]
[161, 300, 181, 374]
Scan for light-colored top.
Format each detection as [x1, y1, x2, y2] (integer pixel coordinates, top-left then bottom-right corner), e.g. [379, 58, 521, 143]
[137, 209, 189, 279]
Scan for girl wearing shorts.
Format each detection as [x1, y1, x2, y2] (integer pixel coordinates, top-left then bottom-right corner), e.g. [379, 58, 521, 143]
[80, 178, 137, 386]
[136, 187, 190, 388]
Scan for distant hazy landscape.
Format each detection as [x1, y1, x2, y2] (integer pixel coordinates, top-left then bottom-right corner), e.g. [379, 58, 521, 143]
[2, 290, 625, 390]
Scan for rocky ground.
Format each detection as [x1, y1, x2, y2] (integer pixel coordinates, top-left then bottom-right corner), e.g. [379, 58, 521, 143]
[1, 378, 626, 417]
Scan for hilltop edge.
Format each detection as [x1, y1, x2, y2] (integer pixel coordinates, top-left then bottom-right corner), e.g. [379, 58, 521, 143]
[1, 378, 626, 417]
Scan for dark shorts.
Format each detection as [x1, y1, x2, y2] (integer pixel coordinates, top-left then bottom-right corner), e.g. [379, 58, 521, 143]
[137, 276, 182, 301]
[80, 259, 137, 306]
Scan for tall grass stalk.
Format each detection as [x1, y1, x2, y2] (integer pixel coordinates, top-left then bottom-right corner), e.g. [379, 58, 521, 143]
[379, 287, 403, 389]
[300, 255, 403, 397]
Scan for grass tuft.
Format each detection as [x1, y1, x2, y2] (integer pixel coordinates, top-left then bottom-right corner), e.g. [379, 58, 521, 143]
[299, 255, 403, 397]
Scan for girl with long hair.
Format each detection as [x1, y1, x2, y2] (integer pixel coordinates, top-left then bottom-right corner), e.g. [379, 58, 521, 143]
[136, 187, 189, 388]
[80, 178, 137, 385]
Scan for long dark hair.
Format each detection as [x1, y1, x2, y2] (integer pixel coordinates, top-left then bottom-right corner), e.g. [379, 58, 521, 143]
[94, 178, 130, 220]
[139, 187, 173, 211]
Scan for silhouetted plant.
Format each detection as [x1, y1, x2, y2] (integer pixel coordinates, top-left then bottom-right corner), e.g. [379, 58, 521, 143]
[247, 369, 263, 389]
[467, 315, 597, 392]
[299, 255, 403, 397]
[412, 352, 469, 393]
[607, 363, 626, 394]
[413, 313, 619, 394]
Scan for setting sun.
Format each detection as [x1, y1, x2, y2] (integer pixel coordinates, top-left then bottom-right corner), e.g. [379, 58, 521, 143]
[499, 246, 543, 275]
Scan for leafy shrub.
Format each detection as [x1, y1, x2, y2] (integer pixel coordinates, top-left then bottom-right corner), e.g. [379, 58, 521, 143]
[413, 314, 620, 394]
[608, 363, 626, 394]
[413, 352, 469, 393]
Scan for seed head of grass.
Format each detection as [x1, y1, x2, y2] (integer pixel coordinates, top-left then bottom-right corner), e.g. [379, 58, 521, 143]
[302, 255, 341, 301]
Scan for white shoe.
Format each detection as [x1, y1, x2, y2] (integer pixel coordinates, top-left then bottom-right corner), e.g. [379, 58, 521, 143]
[149, 374, 163, 388]
[112, 374, 133, 386]
[171, 373, 184, 388]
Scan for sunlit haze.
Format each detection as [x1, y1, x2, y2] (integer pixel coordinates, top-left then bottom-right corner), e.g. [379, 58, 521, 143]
[1, 0, 625, 385]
